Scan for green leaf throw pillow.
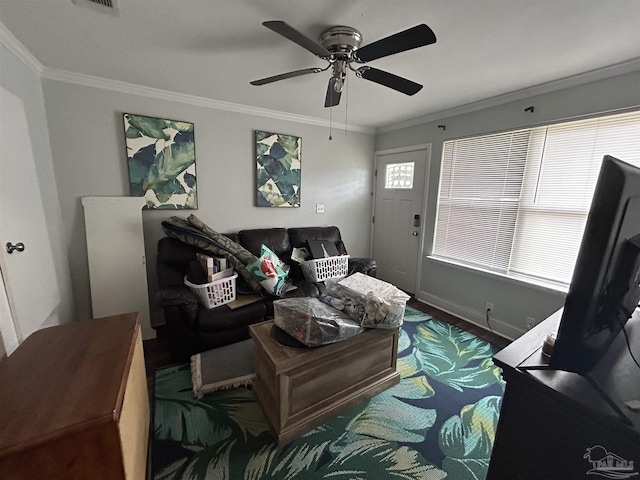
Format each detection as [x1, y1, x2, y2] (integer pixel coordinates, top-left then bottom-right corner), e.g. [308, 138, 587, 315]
[247, 244, 291, 296]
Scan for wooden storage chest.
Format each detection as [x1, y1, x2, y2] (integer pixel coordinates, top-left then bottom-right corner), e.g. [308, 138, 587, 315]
[250, 320, 399, 444]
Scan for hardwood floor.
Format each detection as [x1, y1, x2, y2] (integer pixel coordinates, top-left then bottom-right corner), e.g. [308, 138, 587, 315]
[143, 298, 511, 381]
[143, 327, 173, 391]
[407, 297, 511, 349]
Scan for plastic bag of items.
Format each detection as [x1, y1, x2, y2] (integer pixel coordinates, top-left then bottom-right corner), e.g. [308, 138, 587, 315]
[323, 273, 410, 329]
[273, 298, 365, 347]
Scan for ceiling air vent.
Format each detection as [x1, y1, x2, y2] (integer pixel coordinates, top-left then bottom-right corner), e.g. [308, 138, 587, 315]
[72, 0, 120, 15]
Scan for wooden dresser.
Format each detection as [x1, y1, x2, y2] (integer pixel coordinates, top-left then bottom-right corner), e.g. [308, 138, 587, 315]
[0, 312, 149, 480]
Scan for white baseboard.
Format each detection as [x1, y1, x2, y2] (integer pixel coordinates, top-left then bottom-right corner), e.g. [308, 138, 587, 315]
[414, 290, 524, 341]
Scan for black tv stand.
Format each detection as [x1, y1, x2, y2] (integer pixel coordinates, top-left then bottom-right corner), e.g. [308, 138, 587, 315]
[519, 360, 634, 427]
[487, 309, 640, 479]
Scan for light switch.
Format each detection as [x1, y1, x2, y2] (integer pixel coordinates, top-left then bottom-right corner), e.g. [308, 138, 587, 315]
[316, 203, 325, 214]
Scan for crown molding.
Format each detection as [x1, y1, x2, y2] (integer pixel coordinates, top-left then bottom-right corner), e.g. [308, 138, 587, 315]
[6, 13, 636, 138]
[377, 58, 640, 134]
[41, 67, 374, 134]
[0, 20, 44, 74]
[0, 19, 373, 134]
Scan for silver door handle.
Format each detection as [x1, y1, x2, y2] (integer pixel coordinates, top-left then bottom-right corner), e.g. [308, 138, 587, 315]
[412, 231, 418, 236]
[6, 242, 25, 254]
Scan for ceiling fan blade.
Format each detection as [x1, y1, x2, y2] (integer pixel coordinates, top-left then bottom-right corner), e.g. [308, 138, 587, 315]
[263, 21, 331, 58]
[250, 67, 324, 86]
[357, 67, 423, 96]
[324, 78, 342, 107]
[355, 24, 436, 62]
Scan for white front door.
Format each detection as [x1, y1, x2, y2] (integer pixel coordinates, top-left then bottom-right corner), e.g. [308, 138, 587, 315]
[372, 146, 430, 293]
[0, 86, 61, 354]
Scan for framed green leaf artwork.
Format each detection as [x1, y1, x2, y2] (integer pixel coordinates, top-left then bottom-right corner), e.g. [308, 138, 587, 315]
[256, 130, 301, 207]
[123, 113, 198, 209]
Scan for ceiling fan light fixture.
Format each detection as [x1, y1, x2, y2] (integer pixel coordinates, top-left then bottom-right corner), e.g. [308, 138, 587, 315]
[251, 21, 436, 108]
[330, 60, 347, 94]
[319, 26, 363, 56]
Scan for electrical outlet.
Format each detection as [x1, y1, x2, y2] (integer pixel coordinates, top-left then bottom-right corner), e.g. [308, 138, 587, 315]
[526, 317, 536, 330]
[316, 203, 325, 214]
[485, 301, 494, 313]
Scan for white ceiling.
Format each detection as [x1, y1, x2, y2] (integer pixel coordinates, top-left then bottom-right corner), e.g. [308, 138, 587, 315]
[1, 0, 639, 130]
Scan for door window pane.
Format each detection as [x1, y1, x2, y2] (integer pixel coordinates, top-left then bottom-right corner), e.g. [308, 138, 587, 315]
[385, 162, 414, 189]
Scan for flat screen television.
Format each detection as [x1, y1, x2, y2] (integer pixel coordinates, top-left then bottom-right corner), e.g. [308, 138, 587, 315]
[550, 155, 640, 375]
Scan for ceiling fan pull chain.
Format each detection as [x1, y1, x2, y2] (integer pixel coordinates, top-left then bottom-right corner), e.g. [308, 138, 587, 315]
[344, 75, 348, 136]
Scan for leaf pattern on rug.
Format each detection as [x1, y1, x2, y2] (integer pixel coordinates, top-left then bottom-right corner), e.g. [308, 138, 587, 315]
[345, 390, 436, 443]
[154, 373, 270, 448]
[152, 307, 505, 479]
[439, 396, 503, 480]
[411, 320, 505, 392]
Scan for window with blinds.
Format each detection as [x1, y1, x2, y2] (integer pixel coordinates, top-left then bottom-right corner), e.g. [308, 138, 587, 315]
[433, 110, 640, 287]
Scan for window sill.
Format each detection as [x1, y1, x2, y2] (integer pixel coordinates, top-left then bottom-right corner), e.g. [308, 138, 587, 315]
[426, 256, 569, 296]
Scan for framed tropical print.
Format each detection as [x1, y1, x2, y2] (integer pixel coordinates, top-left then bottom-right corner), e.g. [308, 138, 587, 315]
[255, 130, 301, 207]
[124, 113, 197, 209]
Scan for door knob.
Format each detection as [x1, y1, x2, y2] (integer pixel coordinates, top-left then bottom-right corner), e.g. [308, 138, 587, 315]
[412, 231, 419, 236]
[6, 242, 25, 254]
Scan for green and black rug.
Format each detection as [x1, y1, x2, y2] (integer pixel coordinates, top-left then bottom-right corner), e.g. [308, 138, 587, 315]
[152, 307, 505, 480]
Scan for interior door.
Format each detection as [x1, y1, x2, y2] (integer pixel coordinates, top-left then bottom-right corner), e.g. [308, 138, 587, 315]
[372, 146, 429, 293]
[0, 85, 61, 354]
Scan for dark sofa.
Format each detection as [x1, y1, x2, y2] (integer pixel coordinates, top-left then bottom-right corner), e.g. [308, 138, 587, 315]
[156, 226, 376, 361]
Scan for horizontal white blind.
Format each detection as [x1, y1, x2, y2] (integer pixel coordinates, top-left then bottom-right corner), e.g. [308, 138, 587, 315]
[434, 129, 530, 272]
[433, 109, 640, 286]
[511, 111, 640, 283]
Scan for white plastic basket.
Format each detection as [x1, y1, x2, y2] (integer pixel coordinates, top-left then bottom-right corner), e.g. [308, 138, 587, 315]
[184, 272, 238, 309]
[301, 255, 349, 282]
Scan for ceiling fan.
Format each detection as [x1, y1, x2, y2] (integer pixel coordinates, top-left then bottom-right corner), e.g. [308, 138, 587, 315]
[250, 21, 437, 107]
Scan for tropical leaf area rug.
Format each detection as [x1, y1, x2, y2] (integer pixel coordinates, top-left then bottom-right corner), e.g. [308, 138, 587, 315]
[152, 306, 506, 480]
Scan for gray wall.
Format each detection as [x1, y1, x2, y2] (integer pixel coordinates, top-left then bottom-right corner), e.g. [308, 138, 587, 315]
[41, 80, 375, 328]
[0, 44, 75, 330]
[6, 33, 638, 342]
[377, 70, 640, 339]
